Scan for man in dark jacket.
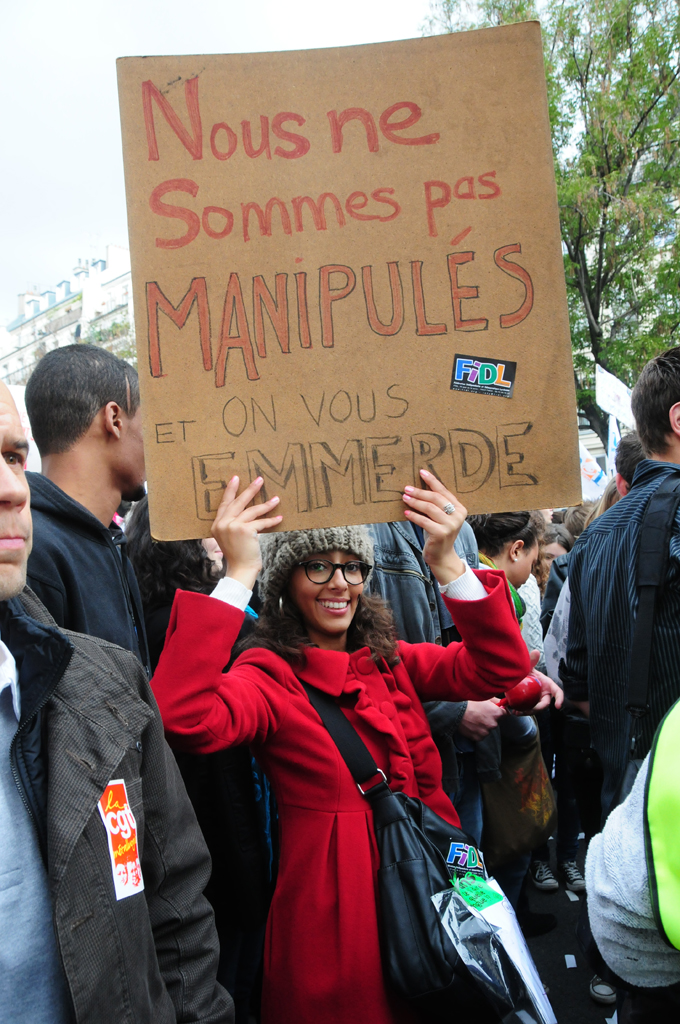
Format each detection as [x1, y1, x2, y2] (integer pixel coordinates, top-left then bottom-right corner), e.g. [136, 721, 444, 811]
[540, 431, 645, 637]
[562, 347, 680, 817]
[0, 381, 232, 1023]
[24, 345, 149, 671]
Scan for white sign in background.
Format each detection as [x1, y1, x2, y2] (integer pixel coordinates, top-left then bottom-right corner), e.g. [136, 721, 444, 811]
[595, 364, 635, 430]
[607, 414, 621, 476]
[579, 442, 607, 501]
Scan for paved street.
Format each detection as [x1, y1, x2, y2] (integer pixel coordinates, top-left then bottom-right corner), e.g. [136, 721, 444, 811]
[525, 842, 617, 1024]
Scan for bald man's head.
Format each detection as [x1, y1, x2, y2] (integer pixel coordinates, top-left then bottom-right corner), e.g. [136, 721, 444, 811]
[0, 384, 32, 600]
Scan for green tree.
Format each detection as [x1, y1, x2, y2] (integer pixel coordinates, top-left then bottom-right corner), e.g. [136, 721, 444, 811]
[424, 0, 680, 443]
[82, 315, 138, 368]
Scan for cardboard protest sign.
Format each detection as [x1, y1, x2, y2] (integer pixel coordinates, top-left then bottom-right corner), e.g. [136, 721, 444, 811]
[117, 22, 581, 540]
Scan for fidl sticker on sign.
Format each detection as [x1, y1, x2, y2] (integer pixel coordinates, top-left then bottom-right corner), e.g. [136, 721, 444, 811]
[451, 354, 517, 399]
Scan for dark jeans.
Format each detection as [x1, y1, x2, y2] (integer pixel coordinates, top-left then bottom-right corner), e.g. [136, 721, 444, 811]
[494, 852, 531, 911]
[451, 751, 483, 847]
[217, 922, 266, 1024]
[533, 706, 581, 864]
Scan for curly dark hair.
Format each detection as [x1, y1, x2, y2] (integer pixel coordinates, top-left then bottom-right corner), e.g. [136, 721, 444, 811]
[466, 510, 545, 559]
[237, 591, 399, 666]
[532, 537, 550, 596]
[126, 496, 223, 609]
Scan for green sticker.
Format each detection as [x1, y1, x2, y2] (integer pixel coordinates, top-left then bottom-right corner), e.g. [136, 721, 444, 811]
[454, 872, 504, 911]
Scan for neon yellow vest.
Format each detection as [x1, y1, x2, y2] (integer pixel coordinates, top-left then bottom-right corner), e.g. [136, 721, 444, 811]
[645, 697, 680, 949]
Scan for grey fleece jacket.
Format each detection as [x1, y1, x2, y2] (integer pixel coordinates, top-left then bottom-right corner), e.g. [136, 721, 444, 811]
[585, 754, 680, 988]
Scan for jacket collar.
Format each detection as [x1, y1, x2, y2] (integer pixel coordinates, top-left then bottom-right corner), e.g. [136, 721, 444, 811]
[630, 459, 680, 490]
[0, 591, 75, 859]
[295, 646, 351, 696]
[0, 590, 74, 726]
[390, 520, 425, 556]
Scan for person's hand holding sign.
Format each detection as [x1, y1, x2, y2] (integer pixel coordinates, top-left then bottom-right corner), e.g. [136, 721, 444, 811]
[402, 469, 468, 586]
[211, 476, 282, 591]
[403, 470, 563, 711]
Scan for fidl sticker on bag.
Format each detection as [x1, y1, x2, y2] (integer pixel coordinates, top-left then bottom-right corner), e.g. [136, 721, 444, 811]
[447, 842, 485, 878]
[98, 779, 144, 900]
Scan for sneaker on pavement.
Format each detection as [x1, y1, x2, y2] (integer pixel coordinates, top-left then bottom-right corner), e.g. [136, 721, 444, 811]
[559, 860, 586, 892]
[589, 975, 616, 1005]
[530, 860, 559, 891]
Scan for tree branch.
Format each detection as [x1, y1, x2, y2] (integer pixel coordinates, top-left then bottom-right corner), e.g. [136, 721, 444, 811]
[629, 66, 680, 140]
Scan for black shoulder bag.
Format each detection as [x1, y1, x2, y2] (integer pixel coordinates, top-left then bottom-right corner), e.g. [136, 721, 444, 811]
[303, 683, 536, 1023]
[578, 471, 680, 979]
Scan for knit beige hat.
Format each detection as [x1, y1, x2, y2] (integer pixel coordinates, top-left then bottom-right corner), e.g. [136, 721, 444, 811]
[258, 527, 374, 605]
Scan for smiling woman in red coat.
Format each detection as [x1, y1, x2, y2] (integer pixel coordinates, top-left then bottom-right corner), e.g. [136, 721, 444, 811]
[151, 470, 560, 1024]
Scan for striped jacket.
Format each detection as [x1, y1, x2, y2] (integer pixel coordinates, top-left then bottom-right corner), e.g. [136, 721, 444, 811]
[561, 459, 680, 815]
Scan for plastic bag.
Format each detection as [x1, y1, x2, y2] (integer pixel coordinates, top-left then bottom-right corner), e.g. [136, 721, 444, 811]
[432, 880, 556, 1024]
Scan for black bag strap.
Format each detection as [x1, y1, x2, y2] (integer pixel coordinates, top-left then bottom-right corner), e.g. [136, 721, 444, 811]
[302, 682, 388, 794]
[627, 473, 680, 718]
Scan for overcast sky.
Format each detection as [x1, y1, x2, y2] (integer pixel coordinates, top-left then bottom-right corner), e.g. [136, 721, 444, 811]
[1, 0, 433, 324]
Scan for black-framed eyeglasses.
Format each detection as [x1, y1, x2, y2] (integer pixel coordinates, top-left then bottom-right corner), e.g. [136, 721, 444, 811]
[296, 559, 372, 585]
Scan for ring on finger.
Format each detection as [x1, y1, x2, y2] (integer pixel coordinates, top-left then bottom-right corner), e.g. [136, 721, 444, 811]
[443, 502, 456, 515]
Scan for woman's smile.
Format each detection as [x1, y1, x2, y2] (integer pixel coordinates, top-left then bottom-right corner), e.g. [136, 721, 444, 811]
[318, 598, 351, 615]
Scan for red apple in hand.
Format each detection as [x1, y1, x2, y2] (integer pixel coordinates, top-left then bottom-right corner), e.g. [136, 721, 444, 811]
[499, 674, 543, 712]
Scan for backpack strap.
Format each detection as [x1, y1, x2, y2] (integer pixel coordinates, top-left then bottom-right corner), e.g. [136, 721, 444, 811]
[627, 473, 680, 718]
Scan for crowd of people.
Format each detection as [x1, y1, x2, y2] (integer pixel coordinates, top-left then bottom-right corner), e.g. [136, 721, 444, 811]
[1, 341, 680, 1023]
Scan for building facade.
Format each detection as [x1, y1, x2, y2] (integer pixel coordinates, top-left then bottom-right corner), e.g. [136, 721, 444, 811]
[0, 245, 135, 385]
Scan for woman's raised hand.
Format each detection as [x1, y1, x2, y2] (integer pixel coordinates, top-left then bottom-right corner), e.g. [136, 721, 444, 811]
[211, 476, 282, 591]
[403, 470, 468, 586]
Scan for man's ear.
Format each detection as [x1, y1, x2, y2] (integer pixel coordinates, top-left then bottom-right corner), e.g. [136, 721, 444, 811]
[669, 402, 680, 441]
[102, 402, 124, 440]
[615, 472, 630, 497]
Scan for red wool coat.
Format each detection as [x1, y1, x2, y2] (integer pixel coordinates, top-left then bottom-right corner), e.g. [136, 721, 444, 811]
[152, 569, 530, 1024]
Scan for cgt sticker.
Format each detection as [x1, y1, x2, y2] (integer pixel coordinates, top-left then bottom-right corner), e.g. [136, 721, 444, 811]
[98, 779, 144, 901]
[451, 354, 517, 399]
